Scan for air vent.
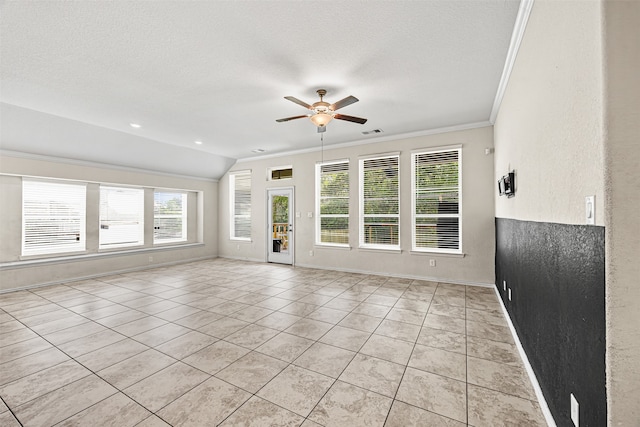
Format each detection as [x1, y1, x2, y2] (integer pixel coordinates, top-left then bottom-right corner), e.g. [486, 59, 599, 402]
[362, 129, 383, 135]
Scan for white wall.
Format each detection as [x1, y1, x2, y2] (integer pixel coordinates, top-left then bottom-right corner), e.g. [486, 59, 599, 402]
[603, 0, 640, 424]
[493, 1, 607, 424]
[494, 0, 640, 424]
[219, 126, 496, 285]
[0, 154, 218, 291]
[494, 0, 604, 225]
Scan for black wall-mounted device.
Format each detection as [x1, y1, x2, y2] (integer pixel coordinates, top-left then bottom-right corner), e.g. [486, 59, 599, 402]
[498, 172, 515, 198]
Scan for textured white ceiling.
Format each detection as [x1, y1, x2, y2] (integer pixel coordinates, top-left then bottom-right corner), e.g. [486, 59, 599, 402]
[0, 1, 520, 179]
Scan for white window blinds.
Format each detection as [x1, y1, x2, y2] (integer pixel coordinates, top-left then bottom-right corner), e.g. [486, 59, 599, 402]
[99, 186, 144, 249]
[316, 161, 349, 245]
[412, 148, 461, 253]
[154, 191, 187, 244]
[230, 172, 251, 240]
[22, 180, 87, 256]
[359, 155, 400, 249]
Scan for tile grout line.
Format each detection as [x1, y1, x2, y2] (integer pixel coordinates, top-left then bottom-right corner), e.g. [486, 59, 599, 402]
[215, 277, 381, 426]
[378, 283, 468, 424]
[465, 285, 469, 426]
[0, 306, 122, 425]
[96, 270, 360, 422]
[1, 261, 530, 426]
[0, 395, 24, 427]
[381, 281, 441, 426]
[2, 284, 225, 426]
[212, 275, 392, 426]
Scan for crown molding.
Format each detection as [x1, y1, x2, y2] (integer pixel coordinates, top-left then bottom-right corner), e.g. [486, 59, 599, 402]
[0, 150, 219, 182]
[236, 121, 491, 163]
[490, 0, 535, 124]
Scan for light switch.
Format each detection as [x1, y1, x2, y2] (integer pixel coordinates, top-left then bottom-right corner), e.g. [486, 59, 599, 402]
[296, 212, 301, 218]
[585, 196, 595, 225]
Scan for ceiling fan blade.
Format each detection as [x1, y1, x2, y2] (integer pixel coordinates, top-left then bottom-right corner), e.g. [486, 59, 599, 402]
[334, 114, 368, 124]
[276, 115, 308, 123]
[330, 95, 359, 111]
[284, 96, 312, 109]
[317, 126, 326, 133]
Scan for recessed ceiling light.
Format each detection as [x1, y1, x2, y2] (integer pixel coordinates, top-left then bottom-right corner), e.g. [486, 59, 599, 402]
[252, 148, 266, 153]
[194, 140, 203, 145]
[129, 123, 141, 129]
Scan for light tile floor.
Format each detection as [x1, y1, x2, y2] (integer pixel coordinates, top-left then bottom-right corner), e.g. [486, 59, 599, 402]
[0, 259, 548, 426]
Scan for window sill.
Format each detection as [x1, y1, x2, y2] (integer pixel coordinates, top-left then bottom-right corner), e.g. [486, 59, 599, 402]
[230, 238, 252, 243]
[410, 250, 465, 258]
[2, 243, 205, 270]
[358, 246, 402, 254]
[153, 240, 188, 247]
[98, 245, 145, 253]
[19, 250, 89, 262]
[314, 244, 352, 251]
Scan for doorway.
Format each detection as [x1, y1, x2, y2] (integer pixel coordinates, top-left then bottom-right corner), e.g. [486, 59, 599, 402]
[267, 187, 294, 265]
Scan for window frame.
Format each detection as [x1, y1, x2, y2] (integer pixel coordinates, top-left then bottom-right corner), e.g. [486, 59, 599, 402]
[267, 165, 293, 181]
[359, 153, 401, 251]
[411, 146, 462, 254]
[315, 159, 350, 247]
[21, 178, 87, 257]
[99, 185, 145, 250]
[153, 190, 188, 245]
[229, 170, 252, 241]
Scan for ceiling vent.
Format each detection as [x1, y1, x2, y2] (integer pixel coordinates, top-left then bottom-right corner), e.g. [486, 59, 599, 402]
[362, 129, 384, 135]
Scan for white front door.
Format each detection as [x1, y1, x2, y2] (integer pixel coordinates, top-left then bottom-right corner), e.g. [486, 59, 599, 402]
[267, 187, 294, 265]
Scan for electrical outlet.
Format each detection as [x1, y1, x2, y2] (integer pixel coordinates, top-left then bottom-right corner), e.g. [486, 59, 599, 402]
[503, 280, 507, 291]
[571, 393, 579, 426]
[508, 288, 512, 301]
[148, 256, 153, 263]
[429, 259, 436, 267]
[309, 250, 314, 256]
[236, 244, 240, 251]
[307, 212, 313, 218]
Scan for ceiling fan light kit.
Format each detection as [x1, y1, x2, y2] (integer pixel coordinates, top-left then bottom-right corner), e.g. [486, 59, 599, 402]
[309, 112, 333, 127]
[276, 89, 367, 133]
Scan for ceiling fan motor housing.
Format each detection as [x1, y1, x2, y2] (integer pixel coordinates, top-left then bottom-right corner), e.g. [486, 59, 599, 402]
[312, 102, 330, 113]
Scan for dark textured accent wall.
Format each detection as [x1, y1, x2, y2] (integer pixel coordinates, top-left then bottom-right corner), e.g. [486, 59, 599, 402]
[495, 218, 606, 427]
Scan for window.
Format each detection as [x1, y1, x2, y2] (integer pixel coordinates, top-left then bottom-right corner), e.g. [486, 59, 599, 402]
[154, 191, 187, 244]
[359, 154, 400, 249]
[99, 186, 144, 249]
[230, 171, 251, 240]
[269, 166, 293, 180]
[412, 147, 461, 253]
[22, 179, 86, 256]
[316, 160, 349, 246]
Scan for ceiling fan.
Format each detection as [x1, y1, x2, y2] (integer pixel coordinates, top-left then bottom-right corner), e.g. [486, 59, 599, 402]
[276, 89, 367, 133]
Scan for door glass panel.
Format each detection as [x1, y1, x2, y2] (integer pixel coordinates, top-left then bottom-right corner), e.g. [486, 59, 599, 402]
[272, 195, 289, 253]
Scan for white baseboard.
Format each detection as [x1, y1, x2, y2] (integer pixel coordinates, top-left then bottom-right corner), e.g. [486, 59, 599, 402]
[219, 255, 266, 264]
[294, 261, 494, 288]
[493, 286, 557, 427]
[0, 255, 216, 294]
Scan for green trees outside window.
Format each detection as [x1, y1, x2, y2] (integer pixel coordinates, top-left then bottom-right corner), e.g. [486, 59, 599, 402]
[360, 156, 400, 248]
[412, 149, 461, 252]
[317, 161, 349, 245]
